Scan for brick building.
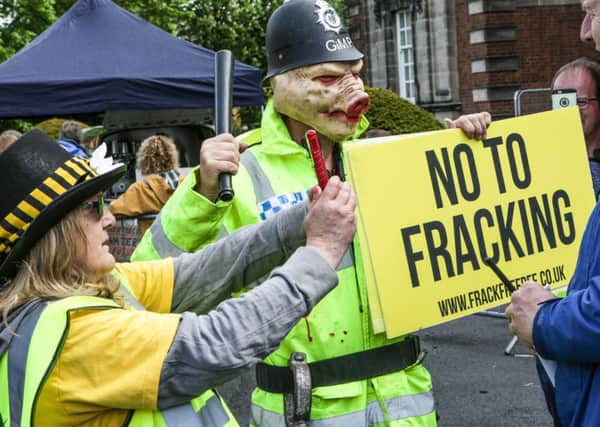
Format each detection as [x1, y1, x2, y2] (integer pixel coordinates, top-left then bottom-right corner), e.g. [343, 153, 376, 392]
[347, 0, 600, 120]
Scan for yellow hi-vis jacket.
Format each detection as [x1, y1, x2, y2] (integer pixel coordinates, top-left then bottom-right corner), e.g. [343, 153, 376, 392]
[0, 278, 237, 426]
[132, 100, 436, 426]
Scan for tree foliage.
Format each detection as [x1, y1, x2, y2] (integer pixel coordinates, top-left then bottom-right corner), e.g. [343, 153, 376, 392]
[0, 0, 56, 62]
[365, 86, 443, 135]
[180, 0, 346, 75]
[180, 0, 278, 73]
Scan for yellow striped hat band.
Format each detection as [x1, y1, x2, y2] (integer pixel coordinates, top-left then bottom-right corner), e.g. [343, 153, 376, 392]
[0, 157, 97, 256]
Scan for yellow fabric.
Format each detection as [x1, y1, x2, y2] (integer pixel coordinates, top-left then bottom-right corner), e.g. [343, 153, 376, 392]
[109, 174, 184, 236]
[66, 159, 87, 176]
[18, 200, 40, 218]
[33, 259, 180, 426]
[5, 212, 25, 230]
[109, 174, 184, 235]
[70, 157, 97, 177]
[114, 259, 174, 313]
[31, 188, 52, 205]
[55, 167, 78, 185]
[109, 175, 172, 216]
[34, 307, 180, 426]
[45, 176, 67, 195]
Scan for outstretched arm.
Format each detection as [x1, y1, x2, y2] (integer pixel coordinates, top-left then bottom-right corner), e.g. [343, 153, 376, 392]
[157, 178, 357, 407]
[170, 177, 355, 314]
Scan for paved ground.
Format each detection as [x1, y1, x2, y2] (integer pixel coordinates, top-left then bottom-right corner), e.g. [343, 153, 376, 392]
[421, 309, 553, 426]
[217, 307, 554, 426]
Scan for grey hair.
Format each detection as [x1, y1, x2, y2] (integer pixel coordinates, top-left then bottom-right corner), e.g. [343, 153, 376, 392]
[59, 121, 83, 143]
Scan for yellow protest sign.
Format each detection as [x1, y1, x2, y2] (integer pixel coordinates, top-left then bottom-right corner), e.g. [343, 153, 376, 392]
[343, 108, 595, 338]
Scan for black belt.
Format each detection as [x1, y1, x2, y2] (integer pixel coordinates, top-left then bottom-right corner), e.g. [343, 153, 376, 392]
[256, 336, 423, 394]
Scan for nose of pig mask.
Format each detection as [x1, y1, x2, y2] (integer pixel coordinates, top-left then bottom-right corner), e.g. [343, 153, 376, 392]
[271, 61, 370, 142]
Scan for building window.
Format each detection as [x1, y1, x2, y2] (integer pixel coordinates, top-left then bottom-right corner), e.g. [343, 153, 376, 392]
[395, 10, 415, 103]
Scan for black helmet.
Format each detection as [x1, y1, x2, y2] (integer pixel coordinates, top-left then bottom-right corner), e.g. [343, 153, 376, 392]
[265, 0, 363, 79]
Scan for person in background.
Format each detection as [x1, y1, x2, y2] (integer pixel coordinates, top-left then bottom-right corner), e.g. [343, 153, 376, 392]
[0, 129, 357, 426]
[552, 57, 600, 197]
[0, 129, 21, 152]
[81, 126, 103, 153]
[506, 2, 600, 425]
[109, 134, 184, 235]
[58, 120, 88, 157]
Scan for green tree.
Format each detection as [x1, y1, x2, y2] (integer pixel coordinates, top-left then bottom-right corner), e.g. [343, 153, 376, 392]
[181, 0, 279, 73]
[180, 0, 347, 74]
[107, 0, 192, 35]
[0, 0, 56, 62]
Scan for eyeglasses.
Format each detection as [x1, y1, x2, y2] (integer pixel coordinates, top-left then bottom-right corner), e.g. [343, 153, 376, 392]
[81, 195, 105, 219]
[576, 97, 599, 107]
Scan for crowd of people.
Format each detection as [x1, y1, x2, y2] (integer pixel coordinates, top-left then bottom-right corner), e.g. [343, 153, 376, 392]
[1, 0, 600, 426]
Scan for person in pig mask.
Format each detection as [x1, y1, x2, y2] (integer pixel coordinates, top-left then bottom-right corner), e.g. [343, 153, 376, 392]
[131, 0, 490, 425]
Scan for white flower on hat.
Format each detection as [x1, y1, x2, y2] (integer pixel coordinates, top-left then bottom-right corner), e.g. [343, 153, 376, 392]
[89, 143, 124, 175]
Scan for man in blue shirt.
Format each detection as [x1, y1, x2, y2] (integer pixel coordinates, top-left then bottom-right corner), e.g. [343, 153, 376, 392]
[507, 4, 600, 426]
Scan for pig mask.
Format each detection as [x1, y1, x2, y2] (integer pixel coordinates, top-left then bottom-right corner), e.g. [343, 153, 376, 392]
[271, 60, 370, 142]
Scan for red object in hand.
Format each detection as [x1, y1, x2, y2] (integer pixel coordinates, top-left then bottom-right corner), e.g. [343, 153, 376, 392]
[306, 129, 329, 190]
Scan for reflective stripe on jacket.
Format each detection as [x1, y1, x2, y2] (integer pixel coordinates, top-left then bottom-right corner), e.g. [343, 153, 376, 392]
[132, 99, 436, 425]
[0, 292, 237, 427]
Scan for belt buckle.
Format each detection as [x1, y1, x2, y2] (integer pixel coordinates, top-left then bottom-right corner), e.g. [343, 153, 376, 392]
[284, 352, 312, 427]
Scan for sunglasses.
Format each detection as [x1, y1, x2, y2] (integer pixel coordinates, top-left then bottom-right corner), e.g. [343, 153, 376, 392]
[81, 195, 105, 219]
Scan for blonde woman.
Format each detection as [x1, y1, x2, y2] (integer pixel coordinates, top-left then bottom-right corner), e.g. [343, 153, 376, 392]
[0, 130, 356, 426]
[109, 134, 184, 235]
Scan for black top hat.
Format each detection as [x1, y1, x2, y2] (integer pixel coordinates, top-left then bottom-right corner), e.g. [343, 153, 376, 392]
[0, 129, 126, 283]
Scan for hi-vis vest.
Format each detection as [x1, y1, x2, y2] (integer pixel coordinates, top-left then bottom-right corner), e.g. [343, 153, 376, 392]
[133, 102, 436, 426]
[0, 293, 238, 427]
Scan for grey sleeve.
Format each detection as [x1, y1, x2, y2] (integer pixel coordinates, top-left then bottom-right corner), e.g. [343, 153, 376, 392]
[157, 246, 337, 408]
[171, 201, 307, 313]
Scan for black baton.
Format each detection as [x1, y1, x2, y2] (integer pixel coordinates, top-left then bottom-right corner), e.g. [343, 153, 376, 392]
[214, 49, 235, 202]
